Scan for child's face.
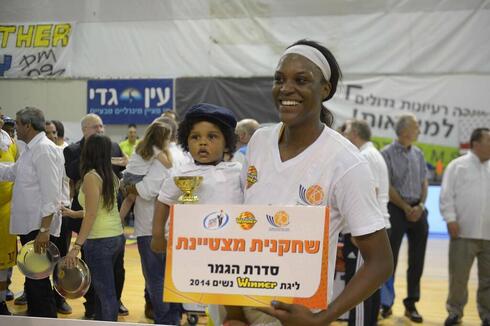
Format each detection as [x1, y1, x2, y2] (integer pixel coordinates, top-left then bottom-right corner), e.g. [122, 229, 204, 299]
[188, 121, 227, 164]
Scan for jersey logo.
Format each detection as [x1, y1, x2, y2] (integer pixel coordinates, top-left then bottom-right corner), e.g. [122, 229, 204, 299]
[246, 165, 258, 189]
[298, 184, 324, 206]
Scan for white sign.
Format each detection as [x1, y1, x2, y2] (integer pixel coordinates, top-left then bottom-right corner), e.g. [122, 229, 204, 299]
[165, 204, 330, 308]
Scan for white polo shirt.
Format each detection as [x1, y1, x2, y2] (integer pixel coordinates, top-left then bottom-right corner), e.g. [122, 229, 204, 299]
[244, 123, 385, 302]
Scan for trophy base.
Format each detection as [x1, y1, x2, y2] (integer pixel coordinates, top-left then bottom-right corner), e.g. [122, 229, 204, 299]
[178, 194, 199, 204]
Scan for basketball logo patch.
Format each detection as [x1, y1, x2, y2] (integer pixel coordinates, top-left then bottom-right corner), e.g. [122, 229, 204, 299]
[299, 184, 325, 205]
[246, 165, 258, 189]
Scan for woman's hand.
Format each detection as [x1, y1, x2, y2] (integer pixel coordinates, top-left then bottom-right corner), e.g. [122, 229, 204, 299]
[256, 301, 323, 326]
[111, 156, 128, 167]
[65, 247, 81, 269]
[151, 235, 166, 253]
[61, 206, 78, 218]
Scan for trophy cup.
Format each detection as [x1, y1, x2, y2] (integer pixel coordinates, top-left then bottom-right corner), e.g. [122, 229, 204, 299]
[173, 176, 203, 204]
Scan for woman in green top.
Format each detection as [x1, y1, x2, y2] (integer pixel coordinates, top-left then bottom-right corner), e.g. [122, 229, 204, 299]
[65, 134, 125, 321]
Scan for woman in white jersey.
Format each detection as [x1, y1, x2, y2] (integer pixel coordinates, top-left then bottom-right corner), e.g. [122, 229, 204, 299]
[225, 40, 393, 325]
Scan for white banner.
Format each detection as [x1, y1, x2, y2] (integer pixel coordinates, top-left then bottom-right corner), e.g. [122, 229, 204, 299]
[329, 75, 490, 148]
[0, 22, 75, 77]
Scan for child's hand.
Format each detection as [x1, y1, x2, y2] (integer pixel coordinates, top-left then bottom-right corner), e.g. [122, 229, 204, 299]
[156, 151, 173, 169]
[151, 235, 167, 253]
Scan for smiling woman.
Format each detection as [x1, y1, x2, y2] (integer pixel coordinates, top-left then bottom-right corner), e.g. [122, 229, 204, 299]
[272, 40, 341, 131]
[221, 40, 394, 326]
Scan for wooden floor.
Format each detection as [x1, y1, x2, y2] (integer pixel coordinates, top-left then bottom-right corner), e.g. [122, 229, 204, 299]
[6, 231, 481, 325]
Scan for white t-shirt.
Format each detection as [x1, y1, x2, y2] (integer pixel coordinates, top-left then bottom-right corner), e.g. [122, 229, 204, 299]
[158, 160, 244, 237]
[0, 129, 12, 152]
[359, 141, 390, 229]
[126, 146, 162, 176]
[244, 123, 385, 303]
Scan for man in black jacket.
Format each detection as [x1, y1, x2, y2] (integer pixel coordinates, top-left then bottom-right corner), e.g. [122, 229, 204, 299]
[63, 113, 128, 319]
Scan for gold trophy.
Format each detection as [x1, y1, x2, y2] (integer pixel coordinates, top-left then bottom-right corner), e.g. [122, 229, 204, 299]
[173, 176, 203, 204]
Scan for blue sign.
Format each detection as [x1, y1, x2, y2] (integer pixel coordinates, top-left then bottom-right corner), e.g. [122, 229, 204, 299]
[87, 79, 173, 124]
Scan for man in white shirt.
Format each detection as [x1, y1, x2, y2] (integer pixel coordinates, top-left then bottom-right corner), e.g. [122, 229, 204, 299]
[343, 119, 390, 326]
[440, 127, 490, 326]
[0, 107, 64, 318]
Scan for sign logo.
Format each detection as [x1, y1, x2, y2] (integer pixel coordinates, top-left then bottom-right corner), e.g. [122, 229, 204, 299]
[246, 165, 258, 189]
[236, 211, 257, 230]
[299, 184, 324, 206]
[120, 88, 143, 102]
[203, 210, 229, 230]
[267, 211, 290, 231]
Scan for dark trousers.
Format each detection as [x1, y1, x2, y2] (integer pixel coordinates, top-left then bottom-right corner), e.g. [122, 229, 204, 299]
[52, 216, 72, 305]
[388, 202, 429, 306]
[343, 233, 380, 326]
[19, 230, 58, 318]
[70, 218, 125, 315]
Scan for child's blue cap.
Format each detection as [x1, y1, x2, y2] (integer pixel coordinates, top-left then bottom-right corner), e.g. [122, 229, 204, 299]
[184, 103, 237, 129]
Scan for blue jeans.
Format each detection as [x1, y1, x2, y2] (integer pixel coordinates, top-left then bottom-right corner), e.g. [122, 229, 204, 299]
[381, 275, 395, 308]
[137, 236, 181, 325]
[84, 234, 125, 321]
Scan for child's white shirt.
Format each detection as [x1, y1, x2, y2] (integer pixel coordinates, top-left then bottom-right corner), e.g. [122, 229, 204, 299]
[125, 146, 161, 175]
[158, 160, 244, 238]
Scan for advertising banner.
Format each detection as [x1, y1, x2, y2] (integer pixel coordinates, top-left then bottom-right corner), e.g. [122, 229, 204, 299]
[0, 22, 74, 77]
[329, 75, 490, 182]
[164, 204, 329, 309]
[87, 79, 173, 124]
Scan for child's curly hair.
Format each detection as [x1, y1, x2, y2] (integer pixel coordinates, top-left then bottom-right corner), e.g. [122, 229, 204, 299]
[178, 116, 237, 158]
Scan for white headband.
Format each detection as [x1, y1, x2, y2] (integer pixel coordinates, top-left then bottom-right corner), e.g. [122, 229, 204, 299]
[281, 44, 332, 81]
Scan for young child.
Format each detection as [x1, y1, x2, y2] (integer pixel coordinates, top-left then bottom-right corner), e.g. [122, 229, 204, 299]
[119, 121, 173, 220]
[151, 103, 243, 251]
[150, 103, 244, 325]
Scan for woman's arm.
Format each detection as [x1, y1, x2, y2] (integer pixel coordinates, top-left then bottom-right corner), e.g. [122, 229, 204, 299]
[316, 228, 392, 323]
[65, 173, 101, 267]
[258, 229, 393, 325]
